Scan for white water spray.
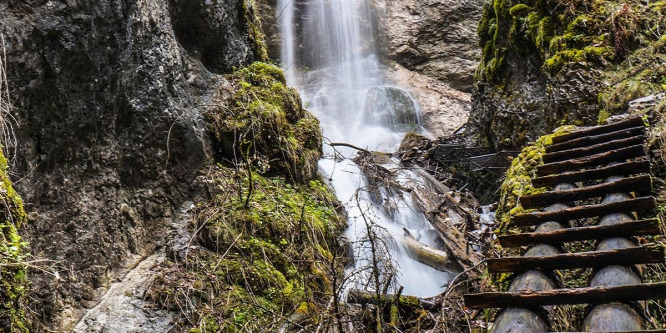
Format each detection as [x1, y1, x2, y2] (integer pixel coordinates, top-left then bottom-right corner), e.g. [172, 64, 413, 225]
[277, 0, 455, 297]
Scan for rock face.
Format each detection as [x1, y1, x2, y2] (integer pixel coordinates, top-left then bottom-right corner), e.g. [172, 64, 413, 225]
[372, 0, 485, 93]
[470, 0, 666, 149]
[0, 0, 264, 330]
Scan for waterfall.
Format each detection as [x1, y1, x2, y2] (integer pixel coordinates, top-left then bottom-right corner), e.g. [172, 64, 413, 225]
[277, 0, 454, 298]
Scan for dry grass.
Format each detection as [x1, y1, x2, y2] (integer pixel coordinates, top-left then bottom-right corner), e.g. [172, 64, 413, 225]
[0, 33, 17, 163]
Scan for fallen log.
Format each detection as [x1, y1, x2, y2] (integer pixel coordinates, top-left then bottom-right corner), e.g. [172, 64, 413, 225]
[401, 228, 458, 271]
[408, 169, 482, 269]
[347, 289, 440, 311]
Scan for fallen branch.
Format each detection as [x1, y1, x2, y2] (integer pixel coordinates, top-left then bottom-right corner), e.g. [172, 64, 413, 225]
[401, 228, 457, 272]
[329, 142, 371, 154]
[347, 289, 440, 311]
[405, 166, 483, 269]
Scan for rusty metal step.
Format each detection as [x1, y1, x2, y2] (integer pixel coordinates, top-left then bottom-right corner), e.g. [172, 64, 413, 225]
[513, 196, 656, 227]
[546, 126, 645, 154]
[463, 281, 666, 309]
[498, 218, 660, 248]
[532, 160, 650, 188]
[487, 245, 664, 273]
[551, 117, 645, 145]
[537, 144, 646, 176]
[543, 134, 645, 164]
[519, 175, 651, 209]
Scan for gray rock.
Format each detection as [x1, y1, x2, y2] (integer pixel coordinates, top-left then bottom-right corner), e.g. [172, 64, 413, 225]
[72, 254, 173, 333]
[372, 0, 484, 93]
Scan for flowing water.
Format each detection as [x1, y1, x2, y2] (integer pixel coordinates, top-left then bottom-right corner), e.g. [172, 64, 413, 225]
[277, 0, 456, 297]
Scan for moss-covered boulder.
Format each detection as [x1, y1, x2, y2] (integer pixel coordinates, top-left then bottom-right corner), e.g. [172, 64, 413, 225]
[0, 149, 29, 332]
[150, 166, 346, 332]
[471, 0, 666, 149]
[150, 59, 345, 330]
[207, 62, 322, 182]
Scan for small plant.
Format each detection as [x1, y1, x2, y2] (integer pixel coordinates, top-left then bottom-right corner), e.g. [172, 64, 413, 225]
[0, 33, 30, 333]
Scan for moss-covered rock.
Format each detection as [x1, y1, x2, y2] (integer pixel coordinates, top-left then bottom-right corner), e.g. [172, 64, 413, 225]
[242, 0, 269, 62]
[0, 148, 29, 332]
[150, 165, 345, 332]
[149, 57, 344, 331]
[207, 62, 322, 182]
[471, 0, 666, 149]
[495, 126, 574, 233]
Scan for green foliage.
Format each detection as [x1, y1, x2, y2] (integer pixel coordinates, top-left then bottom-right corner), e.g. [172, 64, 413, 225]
[475, 0, 666, 149]
[495, 126, 575, 233]
[0, 148, 29, 332]
[477, 0, 663, 81]
[597, 10, 666, 120]
[242, 0, 269, 62]
[207, 62, 322, 182]
[151, 166, 346, 332]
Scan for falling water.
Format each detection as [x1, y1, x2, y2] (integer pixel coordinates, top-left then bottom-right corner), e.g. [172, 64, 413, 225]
[277, 0, 455, 297]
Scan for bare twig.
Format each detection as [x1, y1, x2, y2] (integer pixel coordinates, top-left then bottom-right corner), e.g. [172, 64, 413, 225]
[329, 142, 372, 154]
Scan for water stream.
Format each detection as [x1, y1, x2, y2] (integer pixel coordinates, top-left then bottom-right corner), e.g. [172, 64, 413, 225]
[277, 0, 456, 297]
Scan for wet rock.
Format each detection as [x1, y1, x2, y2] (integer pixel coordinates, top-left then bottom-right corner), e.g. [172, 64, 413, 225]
[169, 0, 262, 73]
[382, 61, 471, 137]
[398, 133, 431, 153]
[72, 254, 174, 333]
[363, 86, 420, 130]
[469, 1, 665, 150]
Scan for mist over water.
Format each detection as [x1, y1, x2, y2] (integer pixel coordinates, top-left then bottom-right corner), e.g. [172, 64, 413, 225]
[277, 0, 454, 297]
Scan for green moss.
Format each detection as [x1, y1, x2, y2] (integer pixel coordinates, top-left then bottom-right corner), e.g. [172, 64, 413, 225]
[495, 126, 576, 233]
[509, 4, 532, 17]
[475, 0, 666, 149]
[151, 165, 345, 331]
[242, 0, 269, 62]
[597, 109, 610, 125]
[0, 148, 29, 332]
[208, 62, 322, 182]
[544, 46, 614, 73]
